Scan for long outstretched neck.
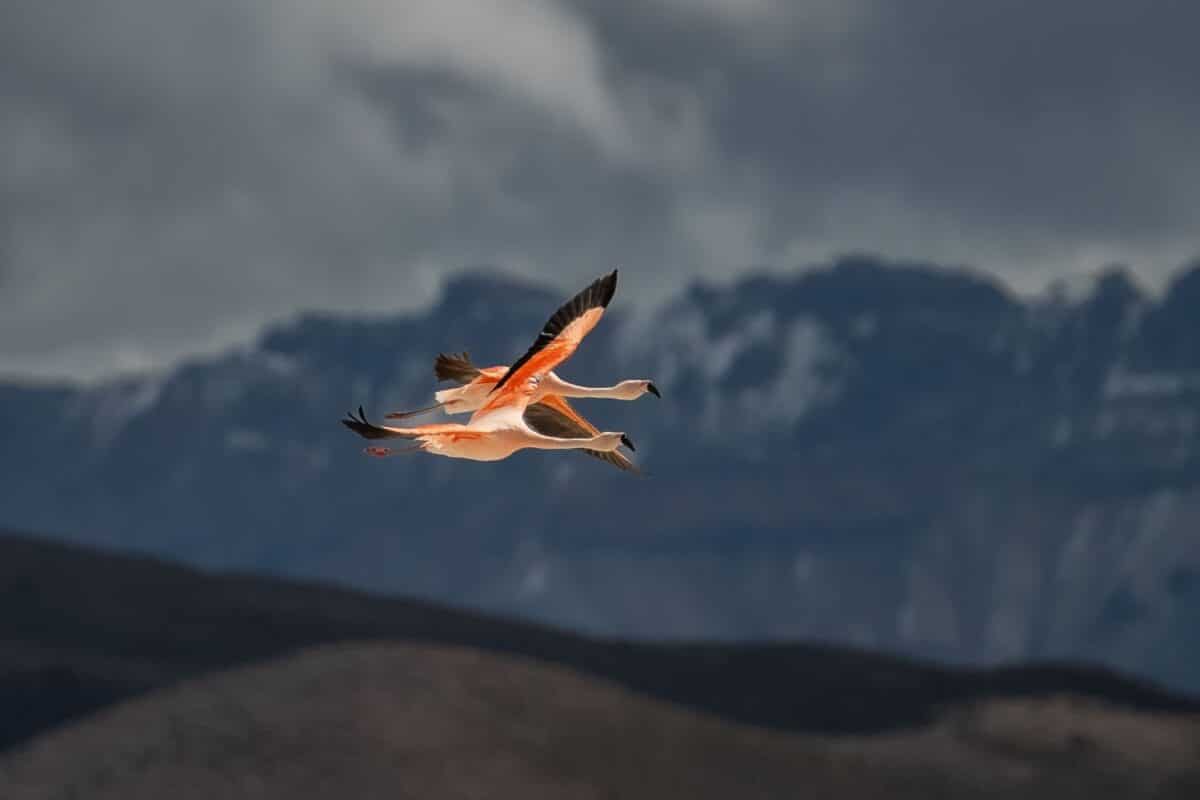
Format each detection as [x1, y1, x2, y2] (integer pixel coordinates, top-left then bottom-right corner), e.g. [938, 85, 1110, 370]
[524, 431, 616, 451]
[544, 375, 627, 399]
[525, 431, 624, 450]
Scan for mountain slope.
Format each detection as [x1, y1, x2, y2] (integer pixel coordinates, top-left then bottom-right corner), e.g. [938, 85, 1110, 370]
[3, 641, 1199, 800]
[2, 258, 1200, 693]
[3, 532, 1196, 755]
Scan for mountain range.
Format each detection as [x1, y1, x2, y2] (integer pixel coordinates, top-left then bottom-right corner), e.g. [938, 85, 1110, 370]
[3, 256, 1199, 693]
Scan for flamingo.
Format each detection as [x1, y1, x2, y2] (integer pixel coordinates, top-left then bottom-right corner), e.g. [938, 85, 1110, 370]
[376, 352, 656, 473]
[384, 351, 659, 421]
[340, 270, 641, 471]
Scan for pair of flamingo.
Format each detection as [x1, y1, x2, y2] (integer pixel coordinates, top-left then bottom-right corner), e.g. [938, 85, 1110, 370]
[341, 270, 658, 473]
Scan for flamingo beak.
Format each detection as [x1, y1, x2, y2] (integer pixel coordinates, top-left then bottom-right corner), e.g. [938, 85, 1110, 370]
[646, 382, 661, 399]
[620, 434, 636, 451]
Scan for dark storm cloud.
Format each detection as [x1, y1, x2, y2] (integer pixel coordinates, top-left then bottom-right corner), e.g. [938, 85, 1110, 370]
[578, 0, 1200, 276]
[2, 0, 1198, 380]
[752, 1, 1200, 233]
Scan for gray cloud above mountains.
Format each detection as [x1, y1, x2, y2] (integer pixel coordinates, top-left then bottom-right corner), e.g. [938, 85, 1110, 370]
[2, 0, 1198, 380]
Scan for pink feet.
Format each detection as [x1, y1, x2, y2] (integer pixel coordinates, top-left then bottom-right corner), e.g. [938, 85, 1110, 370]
[364, 446, 391, 457]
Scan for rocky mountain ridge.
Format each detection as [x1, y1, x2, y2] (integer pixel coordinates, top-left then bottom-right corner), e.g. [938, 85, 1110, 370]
[3, 256, 1198, 692]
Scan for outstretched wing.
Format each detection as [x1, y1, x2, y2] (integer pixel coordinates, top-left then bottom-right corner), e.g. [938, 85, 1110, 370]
[523, 396, 639, 474]
[340, 407, 477, 440]
[471, 270, 618, 425]
[490, 270, 617, 397]
[433, 352, 482, 385]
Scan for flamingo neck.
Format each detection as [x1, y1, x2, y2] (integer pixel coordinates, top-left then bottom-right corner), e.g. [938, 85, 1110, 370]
[546, 375, 630, 399]
[562, 383, 625, 399]
[531, 433, 610, 450]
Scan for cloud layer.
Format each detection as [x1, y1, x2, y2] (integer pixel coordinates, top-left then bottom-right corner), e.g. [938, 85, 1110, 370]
[3, 0, 1199, 380]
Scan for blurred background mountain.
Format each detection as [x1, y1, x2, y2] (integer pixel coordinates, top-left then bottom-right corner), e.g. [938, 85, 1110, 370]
[5, 255, 1199, 697]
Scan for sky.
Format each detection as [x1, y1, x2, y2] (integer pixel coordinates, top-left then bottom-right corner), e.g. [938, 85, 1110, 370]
[3, 0, 1199, 382]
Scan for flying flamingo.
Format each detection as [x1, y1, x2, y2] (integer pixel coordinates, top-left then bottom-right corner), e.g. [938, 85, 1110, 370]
[384, 350, 659, 421]
[341, 270, 640, 471]
[376, 351, 656, 473]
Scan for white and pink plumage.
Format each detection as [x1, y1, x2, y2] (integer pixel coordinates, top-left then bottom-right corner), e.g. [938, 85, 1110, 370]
[341, 270, 653, 473]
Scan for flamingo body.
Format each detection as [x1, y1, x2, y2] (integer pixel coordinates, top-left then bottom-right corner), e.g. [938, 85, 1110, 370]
[341, 270, 640, 472]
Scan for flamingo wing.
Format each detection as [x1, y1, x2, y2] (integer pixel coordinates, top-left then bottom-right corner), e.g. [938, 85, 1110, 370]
[534, 394, 600, 436]
[471, 270, 618, 425]
[341, 407, 480, 440]
[434, 352, 482, 385]
[524, 395, 639, 473]
[434, 352, 507, 386]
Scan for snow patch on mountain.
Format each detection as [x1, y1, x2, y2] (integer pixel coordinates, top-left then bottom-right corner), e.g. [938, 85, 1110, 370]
[696, 316, 844, 444]
[704, 310, 777, 381]
[617, 301, 844, 443]
[1104, 366, 1200, 399]
[613, 302, 776, 387]
[742, 317, 844, 428]
[258, 350, 301, 378]
[76, 374, 166, 447]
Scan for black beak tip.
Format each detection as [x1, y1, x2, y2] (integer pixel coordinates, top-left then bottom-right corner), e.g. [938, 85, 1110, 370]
[620, 434, 636, 452]
[647, 382, 661, 398]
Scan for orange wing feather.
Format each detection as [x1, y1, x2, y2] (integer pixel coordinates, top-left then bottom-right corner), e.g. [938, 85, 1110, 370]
[472, 307, 606, 421]
[472, 271, 617, 423]
[470, 368, 505, 390]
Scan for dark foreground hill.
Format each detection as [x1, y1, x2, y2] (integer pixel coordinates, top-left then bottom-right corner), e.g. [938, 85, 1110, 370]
[3, 642, 1200, 799]
[3, 531, 1198, 764]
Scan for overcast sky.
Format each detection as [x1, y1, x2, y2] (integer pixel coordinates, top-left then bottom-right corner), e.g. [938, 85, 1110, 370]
[3, 0, 1199, 381]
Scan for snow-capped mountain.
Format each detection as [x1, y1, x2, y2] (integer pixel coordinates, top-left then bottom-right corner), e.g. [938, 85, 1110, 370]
[3, 257, 1198, 693]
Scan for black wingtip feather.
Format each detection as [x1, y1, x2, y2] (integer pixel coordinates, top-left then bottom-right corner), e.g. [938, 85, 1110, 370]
[341, 406, 396, 441]
[490, 271, 620, 395]
[600, 269, 618, 308]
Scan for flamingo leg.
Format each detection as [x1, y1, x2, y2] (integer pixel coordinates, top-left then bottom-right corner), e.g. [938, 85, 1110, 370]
[384, 402, 444, 420]
[364, 445, 425, 457]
